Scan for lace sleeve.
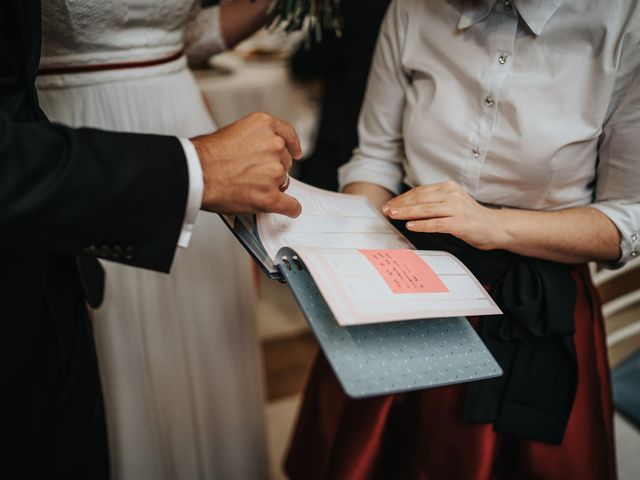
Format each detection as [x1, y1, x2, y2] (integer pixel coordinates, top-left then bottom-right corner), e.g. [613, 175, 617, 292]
[184, 6, 228, 66]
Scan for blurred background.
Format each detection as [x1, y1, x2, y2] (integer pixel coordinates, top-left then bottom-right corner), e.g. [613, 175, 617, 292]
[193, 3, 640, 478]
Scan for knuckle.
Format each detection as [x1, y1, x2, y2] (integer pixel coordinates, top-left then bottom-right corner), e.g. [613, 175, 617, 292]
[269, 163, 285, 179]
[272, 136, 286, 152]
[252, 112, 271, 123]
[261, 160, 278, 172]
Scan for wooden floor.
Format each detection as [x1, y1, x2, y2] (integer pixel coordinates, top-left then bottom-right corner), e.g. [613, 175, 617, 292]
[263, 331, 317, 402]
[606, 304, 640, 367]
[257, 279, 314, 480]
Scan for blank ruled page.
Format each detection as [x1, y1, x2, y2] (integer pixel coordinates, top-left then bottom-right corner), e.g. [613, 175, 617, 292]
[257, 178, 412, 261]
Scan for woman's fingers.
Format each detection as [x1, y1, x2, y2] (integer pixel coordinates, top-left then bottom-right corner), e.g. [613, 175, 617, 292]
[385, 202, 452, 220]
[383, 181, 457, 210]
[387, 183, 442, 207]
[378, 181, 502, 251]
[383, 191, 447, 213]
[406, 217, 456, 234]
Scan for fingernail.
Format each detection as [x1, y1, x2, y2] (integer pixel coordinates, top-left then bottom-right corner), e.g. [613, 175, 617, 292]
[407, 222, 415, 229]
[390, 209, 398, 216]
[382, 206, 390, 213]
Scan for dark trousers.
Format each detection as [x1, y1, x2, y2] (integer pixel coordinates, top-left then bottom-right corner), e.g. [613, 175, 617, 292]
[1, 255, 108, 479]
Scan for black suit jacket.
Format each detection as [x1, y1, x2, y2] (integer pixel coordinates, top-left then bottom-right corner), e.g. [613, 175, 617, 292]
[0, 0, 189, 400]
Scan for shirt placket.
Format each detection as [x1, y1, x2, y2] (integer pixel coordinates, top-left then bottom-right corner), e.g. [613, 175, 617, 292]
[461, 1, 518, 197]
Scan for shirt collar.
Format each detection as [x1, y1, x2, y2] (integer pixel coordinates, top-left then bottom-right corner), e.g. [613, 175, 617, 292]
[456, 0, 494, 30]
[457, 0, 564, 36]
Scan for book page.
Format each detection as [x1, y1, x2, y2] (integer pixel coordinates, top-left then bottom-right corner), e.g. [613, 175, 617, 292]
[289, 247, 501, 326]
[257, 178, 413, 261]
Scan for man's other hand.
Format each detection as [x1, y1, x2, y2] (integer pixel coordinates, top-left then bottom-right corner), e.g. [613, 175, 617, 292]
[191, 112, 303, 218]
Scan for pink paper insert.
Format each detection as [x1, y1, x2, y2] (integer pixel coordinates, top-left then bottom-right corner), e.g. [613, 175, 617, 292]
[359, 249, 449, 294]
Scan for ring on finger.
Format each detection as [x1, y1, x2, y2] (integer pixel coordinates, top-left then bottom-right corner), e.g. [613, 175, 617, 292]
[279, 172, 290, 192]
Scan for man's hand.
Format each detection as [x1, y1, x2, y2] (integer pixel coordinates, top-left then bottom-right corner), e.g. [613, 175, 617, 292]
[191, 112, 303, 218]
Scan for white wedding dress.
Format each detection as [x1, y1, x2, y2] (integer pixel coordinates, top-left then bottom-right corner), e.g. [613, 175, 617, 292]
[37, 2, 267, 479]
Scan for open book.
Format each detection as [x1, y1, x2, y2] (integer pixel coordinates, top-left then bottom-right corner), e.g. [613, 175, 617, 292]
[222, 178, 500, 327]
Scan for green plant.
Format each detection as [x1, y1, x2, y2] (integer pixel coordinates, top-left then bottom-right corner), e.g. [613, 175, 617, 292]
[266, 0, 343, 42]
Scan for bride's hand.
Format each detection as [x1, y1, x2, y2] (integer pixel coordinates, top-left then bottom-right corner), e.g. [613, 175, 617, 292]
[382, 181, 508, 251]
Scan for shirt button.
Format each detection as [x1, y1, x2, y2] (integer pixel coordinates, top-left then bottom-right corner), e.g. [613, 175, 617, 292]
[484, 96, 495, 107]
[503, 0, 513, 11]
[472, 147, 481, 158]
[632, 250, 639, 257]
[632, 233, 638, 242]
[498, 54, 508, 65]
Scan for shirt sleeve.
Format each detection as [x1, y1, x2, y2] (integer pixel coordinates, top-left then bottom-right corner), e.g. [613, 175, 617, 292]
[177, 138, 204, 248]
[589, 31, 640, 267]
[337, 0, 409, 194]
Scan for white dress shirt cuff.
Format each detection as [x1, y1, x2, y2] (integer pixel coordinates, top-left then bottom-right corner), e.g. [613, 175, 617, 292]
[590, 202, 640, 268]
[177, 138, 204, 248]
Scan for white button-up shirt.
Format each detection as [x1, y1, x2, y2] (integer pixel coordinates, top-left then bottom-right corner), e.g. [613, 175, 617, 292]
[339, 0, 640, 264]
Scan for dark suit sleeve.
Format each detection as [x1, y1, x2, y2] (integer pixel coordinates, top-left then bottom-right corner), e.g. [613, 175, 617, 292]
[0, 114, 189, 272]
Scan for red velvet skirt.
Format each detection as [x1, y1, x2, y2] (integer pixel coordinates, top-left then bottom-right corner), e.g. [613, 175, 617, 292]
[285, 267, 617, 480]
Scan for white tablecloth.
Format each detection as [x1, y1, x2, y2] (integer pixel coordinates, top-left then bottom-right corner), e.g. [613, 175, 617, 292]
[194, 59, 320, 156]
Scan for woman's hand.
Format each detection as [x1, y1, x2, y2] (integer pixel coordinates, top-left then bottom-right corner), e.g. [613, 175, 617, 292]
[382, 181, 509, 251]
